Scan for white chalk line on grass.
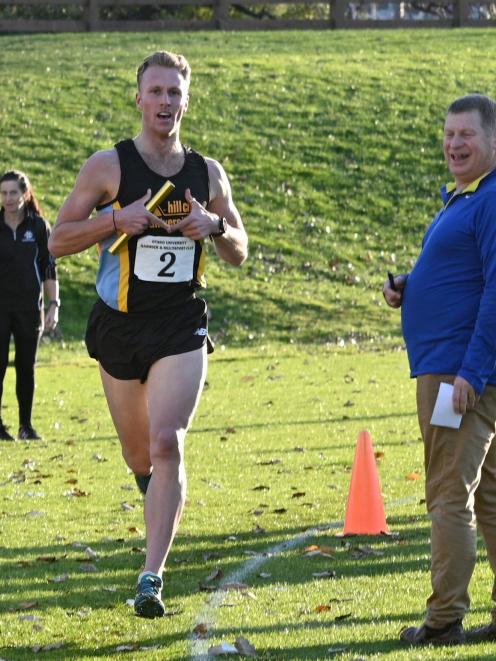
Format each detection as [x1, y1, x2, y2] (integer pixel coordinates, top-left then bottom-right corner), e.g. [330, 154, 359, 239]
[188, 495, 419, 660]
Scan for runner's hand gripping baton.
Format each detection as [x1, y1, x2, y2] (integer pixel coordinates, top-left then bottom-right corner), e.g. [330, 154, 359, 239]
[108, 180, 175, 255]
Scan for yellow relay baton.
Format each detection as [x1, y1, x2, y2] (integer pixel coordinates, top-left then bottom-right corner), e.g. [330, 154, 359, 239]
[108, 180, 176, 255]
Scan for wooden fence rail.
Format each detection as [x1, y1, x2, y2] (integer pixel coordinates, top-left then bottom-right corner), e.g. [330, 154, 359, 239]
[0, 0, 494, 31]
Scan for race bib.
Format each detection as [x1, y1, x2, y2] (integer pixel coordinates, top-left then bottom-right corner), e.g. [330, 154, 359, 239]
[134, 235, 195, 283]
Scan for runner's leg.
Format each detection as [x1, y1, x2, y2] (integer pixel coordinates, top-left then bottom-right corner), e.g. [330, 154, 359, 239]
[99, 366, 151, 477]
[144, 346, 207, 575]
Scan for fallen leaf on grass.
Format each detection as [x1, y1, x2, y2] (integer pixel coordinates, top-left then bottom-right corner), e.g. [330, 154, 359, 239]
[199, 567, 224, 591]
[64, 488, 89, 497]
[304, 550, 333, 558]
[315, 604, 332, 612]
[257, 458, 281, 465]
[79, 563, 98, 573]
[225, 427, 236, 434]
[208, 643, 238, 656]
[241, 375, 255, 382]
[252, 525, 266, 534]
[116, 644, 139, 652]
[235, 636, 257, 657]
[193, 623, 209, 638]
[121, 502, 136, 511]
[203, 551, 223, 561]
[292, 491, 306, 498]
[312, 570, 337, 579]
[206, 568, 225, 581]
[36, 556, 58, 563]
[131, 546, 146, 553]
[406, 471, 421, 481]
[335, 612, 352, 621]
[251, 485, 270, 491]
[67, 609, 91, 618]
[128, 526, 142, 534]
[375, 451, 385, 460]
[32, 642, 65, 652]
[258, 572, 271, 579]
[303, 545, 335, 558]
[273, 508, 287, 514]
[350, 546, 384, 560]
[49, 574, 69, 583]
[14, 601, 38, 611]
[65, 478, 78, 485]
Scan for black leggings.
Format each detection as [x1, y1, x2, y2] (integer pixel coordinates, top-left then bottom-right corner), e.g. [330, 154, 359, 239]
[0, 310, 42, 426]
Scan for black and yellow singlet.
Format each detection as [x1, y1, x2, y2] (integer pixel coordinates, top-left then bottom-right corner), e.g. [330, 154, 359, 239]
[96, 139, 210, 314]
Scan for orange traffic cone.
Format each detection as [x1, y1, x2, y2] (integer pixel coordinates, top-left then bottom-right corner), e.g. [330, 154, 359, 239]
[343, 430, 388, 535]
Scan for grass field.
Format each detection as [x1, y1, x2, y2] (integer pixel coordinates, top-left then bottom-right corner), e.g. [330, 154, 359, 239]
[1, 346, 496, 660]
[3, 28, 496, 345]
[2, 27, 496, 660]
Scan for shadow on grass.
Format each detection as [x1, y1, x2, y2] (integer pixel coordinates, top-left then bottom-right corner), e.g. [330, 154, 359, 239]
[1, 515, 494, 660]
[0, 516, 447, 612]
[191, 410, 418, 437]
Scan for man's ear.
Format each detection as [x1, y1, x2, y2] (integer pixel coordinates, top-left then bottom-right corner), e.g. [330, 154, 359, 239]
[136, 91, 143, 111]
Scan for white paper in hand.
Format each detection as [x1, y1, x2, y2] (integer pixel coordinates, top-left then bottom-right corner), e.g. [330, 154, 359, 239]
[430, 382, 463, 429]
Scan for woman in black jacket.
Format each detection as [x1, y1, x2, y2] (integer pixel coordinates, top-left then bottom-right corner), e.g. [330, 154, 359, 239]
[0, 170, 59, 440]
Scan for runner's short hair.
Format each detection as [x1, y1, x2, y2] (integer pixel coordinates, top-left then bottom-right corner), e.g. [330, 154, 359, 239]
[448, 94, 496, 135]
[137, 51, 191, 89]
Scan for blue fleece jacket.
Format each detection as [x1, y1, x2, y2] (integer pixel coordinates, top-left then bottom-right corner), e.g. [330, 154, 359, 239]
[401, 169, 496, 394]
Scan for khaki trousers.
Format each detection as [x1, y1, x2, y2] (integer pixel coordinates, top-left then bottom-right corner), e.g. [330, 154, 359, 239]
[417, 374, 496, 628]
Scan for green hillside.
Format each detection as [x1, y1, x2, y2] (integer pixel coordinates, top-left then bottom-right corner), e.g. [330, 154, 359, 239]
[2, 29, 496, 345]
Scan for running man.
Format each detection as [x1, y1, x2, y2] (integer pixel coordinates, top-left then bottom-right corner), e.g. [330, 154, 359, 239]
[49, 50, 248, 618]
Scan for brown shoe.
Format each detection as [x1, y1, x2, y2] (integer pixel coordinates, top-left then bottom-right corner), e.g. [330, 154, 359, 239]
[400, 621, 465, 646]
[466, 622, 496, 642]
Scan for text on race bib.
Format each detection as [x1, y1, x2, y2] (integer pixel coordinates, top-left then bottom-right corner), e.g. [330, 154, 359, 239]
[134, 235, 195, 283]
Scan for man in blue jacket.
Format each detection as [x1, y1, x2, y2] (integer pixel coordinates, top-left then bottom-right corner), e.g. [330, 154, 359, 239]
[384, 93, 496, 646]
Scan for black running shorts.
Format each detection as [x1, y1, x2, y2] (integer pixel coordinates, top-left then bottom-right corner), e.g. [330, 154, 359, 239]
[85, 296, 208, 382]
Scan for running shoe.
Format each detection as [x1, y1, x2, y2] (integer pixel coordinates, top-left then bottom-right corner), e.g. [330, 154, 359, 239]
[134, 572, 165, 618]
[18, 424, 41, 440]
[0, 421, 14, 441]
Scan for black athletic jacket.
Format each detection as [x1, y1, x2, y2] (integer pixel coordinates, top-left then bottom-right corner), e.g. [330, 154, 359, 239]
[0, 212, 56, 311]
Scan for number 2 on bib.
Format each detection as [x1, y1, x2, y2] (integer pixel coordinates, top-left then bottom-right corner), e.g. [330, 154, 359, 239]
[134, 235, 195, 283]
[158, 251, 176, 278]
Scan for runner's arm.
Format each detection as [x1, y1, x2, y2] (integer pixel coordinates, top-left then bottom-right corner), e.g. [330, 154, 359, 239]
[49, 150, 120, 256]
[206, 158, 248, 266]
[49, 150, 160, 257]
